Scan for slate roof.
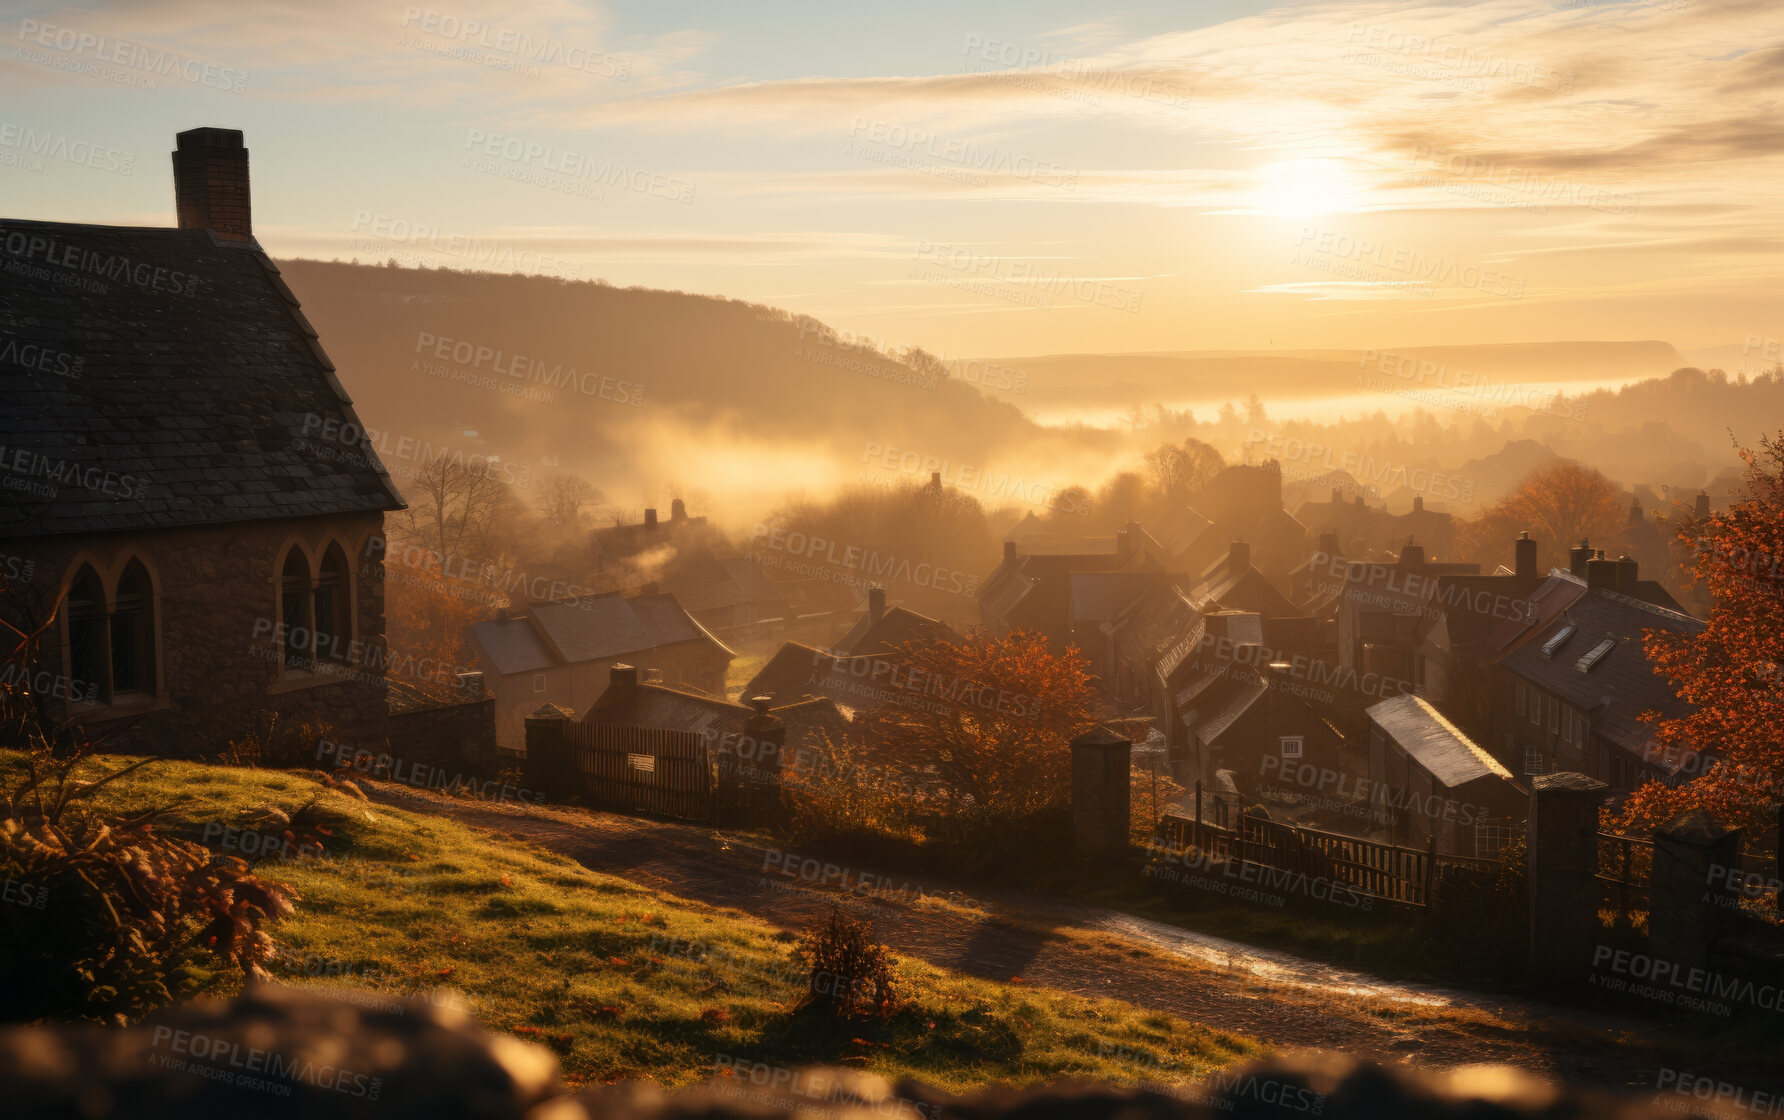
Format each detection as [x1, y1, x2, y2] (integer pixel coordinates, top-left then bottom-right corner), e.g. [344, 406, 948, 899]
[835, 605, 953, 656]
[0, 219, 404, 538]
[1109, 585, 1203, 686]
[1498, 587, 1702, 763]
[469, 592, 730, 676]
[1367, 693, 1513, 787]
[583, 680, 752, 739]
[1189, 551, 1299, 618]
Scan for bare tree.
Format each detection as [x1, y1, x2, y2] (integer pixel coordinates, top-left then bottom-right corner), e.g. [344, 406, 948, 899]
[537, 474, 602, 528]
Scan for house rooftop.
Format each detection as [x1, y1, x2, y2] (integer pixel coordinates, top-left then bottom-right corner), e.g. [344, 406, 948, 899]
[1367, 693, 1513, 788]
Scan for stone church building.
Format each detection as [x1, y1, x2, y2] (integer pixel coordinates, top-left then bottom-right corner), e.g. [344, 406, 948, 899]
[0, 128, 406, 757]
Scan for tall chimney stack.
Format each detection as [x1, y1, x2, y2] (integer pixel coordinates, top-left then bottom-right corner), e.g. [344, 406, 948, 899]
[609, 663, 638, 698]
[671, 498, 687, 521]
[1003, 540, 1017, 564]
[644, 508, 657, 529]
[1413, 495, 1424, 514]
[1514, 531, 1537, 580]
[1586, 554, 1618, 591]
[1569, 538, 1591, 578]
[868, 587, 886, 625]
[173, 128, 252, 243]
[1616, 555, 1640, 596]
[1694, 492, 1711, 520]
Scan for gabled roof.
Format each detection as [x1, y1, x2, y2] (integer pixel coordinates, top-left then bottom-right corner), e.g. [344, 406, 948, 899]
[1070, 570, 1176, 624]
[836, 604, 953, 657]
[1367, 694, 1514, 788]
[1498, 587, 1702, 761]
[0, 219, 404, 538]
[1189, 551, 1298, 618]
[469, 592, 730, 676]
[583, 680, 750, 739]
[1109, 584, 1203, 684]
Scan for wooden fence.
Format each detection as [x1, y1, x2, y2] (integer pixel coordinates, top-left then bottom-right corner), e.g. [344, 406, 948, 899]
[559, 722, 714, 821]
[1158, 811, 1502, 908]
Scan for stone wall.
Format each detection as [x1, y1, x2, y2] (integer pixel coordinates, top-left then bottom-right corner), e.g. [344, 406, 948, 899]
[0, 987, 1727, 1120]
[387, 695, 499, 774]
[0, 511, 391, 758]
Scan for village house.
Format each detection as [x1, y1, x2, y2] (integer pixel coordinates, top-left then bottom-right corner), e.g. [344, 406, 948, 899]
[978, 524, 1180, 653]
[0, 128, 407, 757]
[832, 587, 953, 656]
[1181, 461, 1307, 587]
[468, 591, 732, 749]
[1364, 693, 1527, 858]
[1292, 487, 1456, 560]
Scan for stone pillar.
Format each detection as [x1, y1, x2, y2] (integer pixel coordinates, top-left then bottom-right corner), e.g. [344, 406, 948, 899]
[1527, 772, 1606, 983]
[523, 704, 576, 800]
[1071, 727, 1132, 859]
[738, 696, 786, 826]
[1649, 810, 1742, 973]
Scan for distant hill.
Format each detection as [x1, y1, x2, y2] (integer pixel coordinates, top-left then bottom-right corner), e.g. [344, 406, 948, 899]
[278, 260, 1119, 526]
[974, 341, 1690, 417]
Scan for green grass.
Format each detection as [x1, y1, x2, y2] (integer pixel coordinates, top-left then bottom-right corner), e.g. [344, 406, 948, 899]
[10, 752, 1262, 1090]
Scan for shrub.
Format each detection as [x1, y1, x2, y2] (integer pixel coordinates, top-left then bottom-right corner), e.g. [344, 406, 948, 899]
[794, 904, 899, 1020]
[0, 607, 297, 1023]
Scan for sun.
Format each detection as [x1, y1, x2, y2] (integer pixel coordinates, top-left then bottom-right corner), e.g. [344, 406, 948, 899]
[1251, 158, 1364, 218]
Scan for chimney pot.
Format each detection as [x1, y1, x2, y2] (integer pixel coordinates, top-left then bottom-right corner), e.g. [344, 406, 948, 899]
[172, 128, 252, 243]
[610, 664, 638, 693]
[751, 695, 772, 715]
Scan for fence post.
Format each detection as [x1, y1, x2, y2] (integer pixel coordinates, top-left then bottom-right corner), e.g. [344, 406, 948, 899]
[739, 696, 786, 827]
[1423, 835, 1437, 908]
[1527, 771, 1606, 984]
[1072, 727, 1132, 860]
[523, 704, 576, 801]
[1649, 810, 1742, 975]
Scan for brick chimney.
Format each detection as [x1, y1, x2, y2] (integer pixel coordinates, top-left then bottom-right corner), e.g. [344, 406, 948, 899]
[1616, 555, 1639, 595]
[671, 498, 687, 521]
[173, 127, 252, 243]
[1003, 540, 1017, 564]
[1586, 551, 1618, 591]
[1413, 495, 1424, 514]
[1695, 492, 1711, 519]
[1515, 531, 1537, 580]
[1228, 540, 1250, 570]
[1569, 539, 1591, 578]
[609, 663, 638, 699]
[868, 587, 885, 625]
[1398, 542, 1425, 568]
[644, 508, 657, 529]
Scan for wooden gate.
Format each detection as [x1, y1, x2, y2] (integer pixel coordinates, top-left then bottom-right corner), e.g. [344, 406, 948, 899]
[562, 723, 714, 821]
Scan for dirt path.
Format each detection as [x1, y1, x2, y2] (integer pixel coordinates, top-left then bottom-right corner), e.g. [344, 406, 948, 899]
[368, 785, 1781, 1094]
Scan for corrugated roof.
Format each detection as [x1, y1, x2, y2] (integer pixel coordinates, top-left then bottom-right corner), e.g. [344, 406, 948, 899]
[0, 219, 403, 538]
[1367, 694, 1512, 787]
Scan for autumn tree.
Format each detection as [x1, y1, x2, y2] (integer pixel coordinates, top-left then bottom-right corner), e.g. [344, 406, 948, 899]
[852, 630, 1100, 860]
[380, 551, 483, 697]
[1614, 434, 1784, 840]
[397, 458, 514, 563]
[1460, 461, 1624, 566]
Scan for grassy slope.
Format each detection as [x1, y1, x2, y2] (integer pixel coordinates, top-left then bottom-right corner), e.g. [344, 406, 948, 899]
[21, 753, 1262, 1090]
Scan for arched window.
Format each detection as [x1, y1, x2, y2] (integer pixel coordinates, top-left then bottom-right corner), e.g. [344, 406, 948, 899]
[315, 544, 351, 663]
[280, 549, 313, 674]
[111, 560, 156, 697]
[66, 565, 107, 702]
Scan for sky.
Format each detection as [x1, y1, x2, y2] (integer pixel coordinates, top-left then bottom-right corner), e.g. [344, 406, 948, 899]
[3, 0, 1781, 361]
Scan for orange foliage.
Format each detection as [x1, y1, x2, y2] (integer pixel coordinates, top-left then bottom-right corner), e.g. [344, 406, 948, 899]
[853, 630, 1100, 846]
[381, 552, 484, 686]
[1460, 461, 1624, 566]
[1616, 434, 1784, 839]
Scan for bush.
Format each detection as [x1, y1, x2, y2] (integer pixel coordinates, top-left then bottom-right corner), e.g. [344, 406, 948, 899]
[0, 607, 297, 1023]
[794, 905, 899, 1020]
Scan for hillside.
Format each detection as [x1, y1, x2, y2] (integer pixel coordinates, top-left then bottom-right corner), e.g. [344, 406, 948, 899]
[40, 752, 1258, 1089]
[278, 260, 1120, 527]
[978, 342, 1690, 418]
